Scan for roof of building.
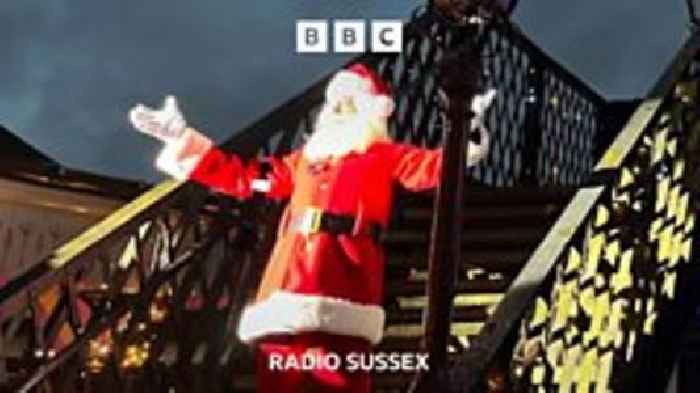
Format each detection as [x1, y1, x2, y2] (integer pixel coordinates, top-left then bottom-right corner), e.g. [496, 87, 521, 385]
[0, 125, 148, 201]
[0, 124, 56, 164]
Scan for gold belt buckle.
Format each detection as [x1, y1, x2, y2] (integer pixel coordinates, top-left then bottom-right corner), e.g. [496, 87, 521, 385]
[299, 207, 322, 235]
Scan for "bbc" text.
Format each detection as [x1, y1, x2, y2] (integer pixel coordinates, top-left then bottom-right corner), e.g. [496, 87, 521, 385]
[296, 20, 403, 54]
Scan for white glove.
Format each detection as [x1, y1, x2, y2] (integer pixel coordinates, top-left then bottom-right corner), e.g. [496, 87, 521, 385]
[129, 95, 187, 143]
[472, 89, 497, 119]
[466, 89, 496, 167]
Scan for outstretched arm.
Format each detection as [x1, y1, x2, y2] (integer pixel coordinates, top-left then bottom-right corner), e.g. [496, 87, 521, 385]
[390, 136, 487, 191]
[129, 96, 298, 200]
[184, 142, 299, 200]
[391, 89, 495, 191]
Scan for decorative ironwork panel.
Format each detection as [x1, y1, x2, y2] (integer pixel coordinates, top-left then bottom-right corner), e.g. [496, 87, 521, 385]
[538, 68, 599, 186]
[0, 183, 280, 392]
[476, 28, 531, 186]
[475, 25, 604, 187]
[511, 49, 700, 393]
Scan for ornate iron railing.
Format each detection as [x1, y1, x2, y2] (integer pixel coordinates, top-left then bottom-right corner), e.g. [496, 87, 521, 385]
[0, 181, 278, 392]
[449, 34, 700, 392]
[477, 22, 604, 186]
[0, 5, 605, 392]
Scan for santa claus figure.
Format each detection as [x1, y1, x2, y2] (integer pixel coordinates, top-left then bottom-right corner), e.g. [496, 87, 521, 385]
[129, 63, 495, 393]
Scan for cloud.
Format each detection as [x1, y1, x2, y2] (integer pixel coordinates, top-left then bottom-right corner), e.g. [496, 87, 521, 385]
[0, 1, 686, 180]
[514, 0, 686, 98]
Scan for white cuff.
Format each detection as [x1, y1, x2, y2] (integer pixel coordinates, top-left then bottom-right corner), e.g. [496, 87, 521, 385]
[465, 89, 495, 167]
[237, 291, 386, 345]
[155, 128, 214, 180]
[251, 179, 271, 193]
[466, 120, 490, 167]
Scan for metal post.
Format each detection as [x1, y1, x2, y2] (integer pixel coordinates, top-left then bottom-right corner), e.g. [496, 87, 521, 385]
[409, 35, 481, 393]
[521, 57, 544, 185]
[687, 0, 699, 28]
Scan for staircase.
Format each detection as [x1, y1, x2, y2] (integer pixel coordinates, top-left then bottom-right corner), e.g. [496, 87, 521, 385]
[219, 186, 573, 392]
[2, 3, 700, 393]
[379, 186, 573, 391]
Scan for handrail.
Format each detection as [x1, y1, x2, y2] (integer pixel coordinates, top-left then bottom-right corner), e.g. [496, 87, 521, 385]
[450, 33, 700, 392]
[0, 180, 186, 318]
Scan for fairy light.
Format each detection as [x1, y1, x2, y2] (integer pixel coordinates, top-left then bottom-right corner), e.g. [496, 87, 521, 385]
[86, 332, 114, 374]
[120, 341, 150, 370]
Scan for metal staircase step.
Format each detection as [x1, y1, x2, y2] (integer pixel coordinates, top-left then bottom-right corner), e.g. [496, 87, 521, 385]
[395, 203, 563, 228]
[385, 249, 531, 274]
[385, 305, 490, 324]
[396, 186, 574, 207]
[383, 227, 547, 251]
[385, 276, 511, 297]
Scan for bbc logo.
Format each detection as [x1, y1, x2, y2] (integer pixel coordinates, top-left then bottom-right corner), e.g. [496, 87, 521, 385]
[296, 20, 403, 54]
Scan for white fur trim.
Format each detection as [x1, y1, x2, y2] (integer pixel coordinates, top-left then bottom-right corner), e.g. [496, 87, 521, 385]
[251, 179, 271, 193]
[326, 71, 372, 103]
[326, 70, 395, 119]
[155, 128, 214, 180]
[237, 291, 386, 345]
[465, 89, 496, 167]
[472, 89, 497, 117]
[374, 95, 395, 118]
[468, 16, 485, 25]
[466, 120, 490, 167]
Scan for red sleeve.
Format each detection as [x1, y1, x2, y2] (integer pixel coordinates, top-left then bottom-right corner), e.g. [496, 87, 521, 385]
[264, 151, 301, 200]
[190, 147, 300, 200]
[389, 143, 443, 191]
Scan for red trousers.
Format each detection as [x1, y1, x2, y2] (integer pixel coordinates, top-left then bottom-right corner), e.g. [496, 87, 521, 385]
[256, 332, 371, 393]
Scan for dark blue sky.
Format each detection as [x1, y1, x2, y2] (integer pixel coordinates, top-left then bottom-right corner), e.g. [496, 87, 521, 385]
[0, 1, 688, 181]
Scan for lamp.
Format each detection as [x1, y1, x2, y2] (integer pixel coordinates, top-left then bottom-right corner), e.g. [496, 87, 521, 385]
[499, 0, 519, 16]
[432, 0, 520, 24]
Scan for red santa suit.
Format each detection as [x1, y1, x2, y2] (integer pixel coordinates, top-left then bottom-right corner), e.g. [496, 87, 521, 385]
[157, 130, 444, 393]
[133, 63, 494, 393]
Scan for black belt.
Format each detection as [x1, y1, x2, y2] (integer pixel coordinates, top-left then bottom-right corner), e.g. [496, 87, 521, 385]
[289, 207, 382, 242]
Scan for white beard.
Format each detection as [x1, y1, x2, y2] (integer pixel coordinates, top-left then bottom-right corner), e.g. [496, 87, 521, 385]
[303, 104, 389, 161]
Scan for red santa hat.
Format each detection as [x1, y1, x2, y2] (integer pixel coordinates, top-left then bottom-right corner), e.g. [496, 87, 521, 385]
[325, 63, 395, 118]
